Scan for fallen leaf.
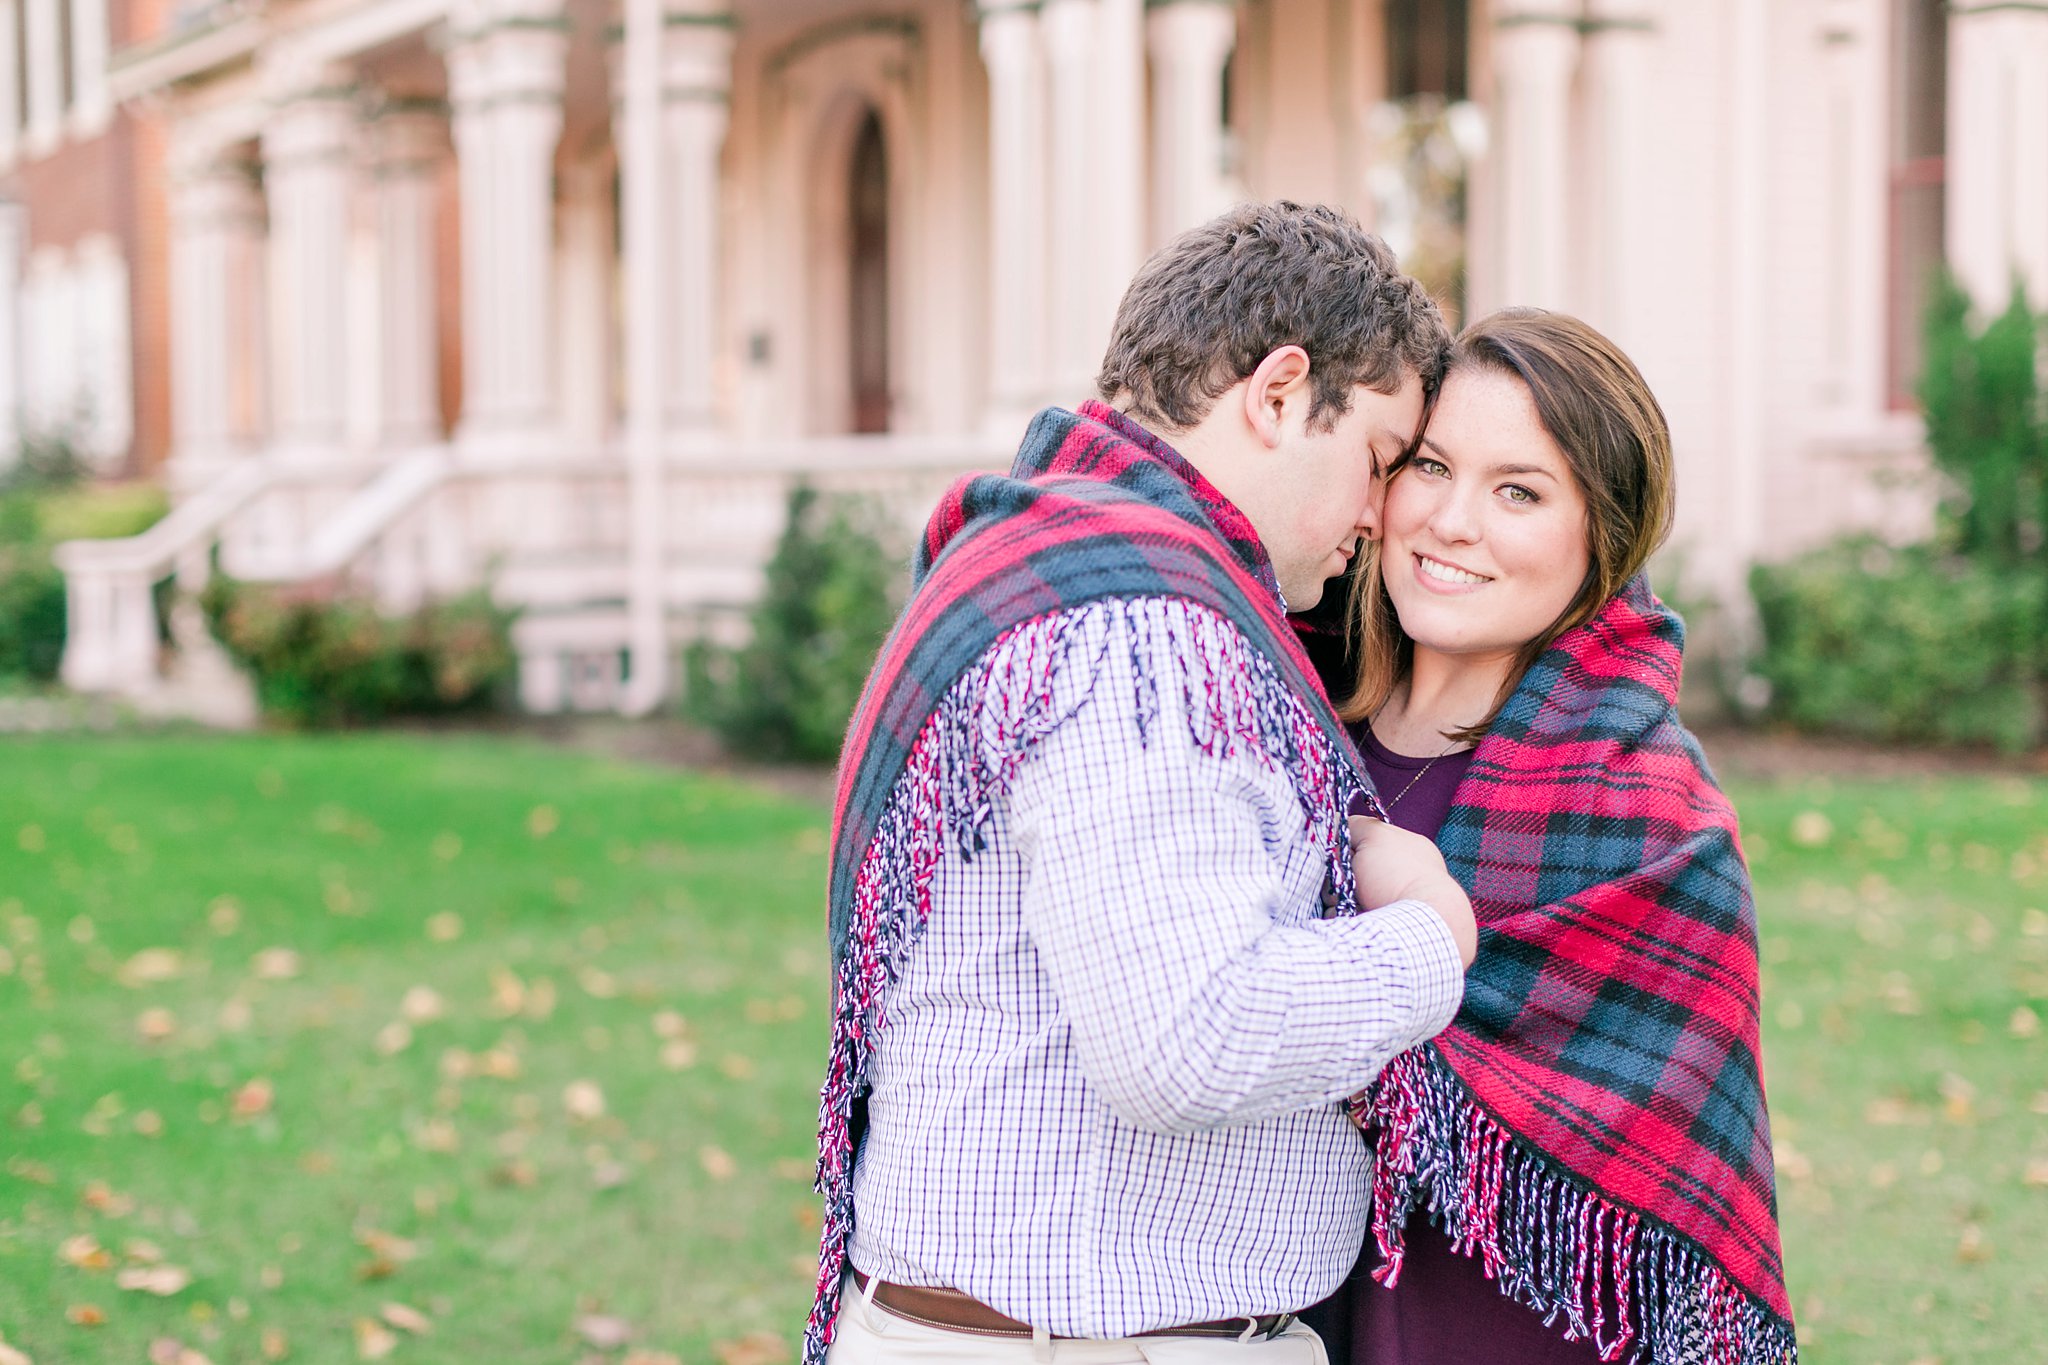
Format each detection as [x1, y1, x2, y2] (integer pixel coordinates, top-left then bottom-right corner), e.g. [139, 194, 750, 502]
[261, 1328, 288, 1360]
[489, 1159, 538, 1187]
[1864, 1096, 1922, 1126]
[375, 1022, 413, 1057]
[400, 987, 445, 1024]
[2011, 1006, 2040, 1039]
[135, 1009, 177, 1043]
[1939, 1072, 1978, 1123]
[660, 1040, 698, 1070]
[713, 1331, 790, 1365]
[117, 1265, 192, 1295]
[134, 1110, 165, 1138]
[208, 897, 242, 934]
[623, 1353, 682, 1365]
[718, 1054, 757, 1081]
[125, 1239, 164, 1264]
[527, 805, 559, 838]
[218, 1000, 253, 1032]
[1789, 811, 1832, 848]
[699, 1146, 737, 1181]
[477, 1047, 521, 1080]
[563, 1080, 605, 1122]
[230, 1078, 274, 1121]
[413, 1119, 459, 1154]
[81, 1181, 133, 1216]
[652, 1011, 689, 1039]
[66, 1303, 107, 1326]
[380, 1303, 432, 1335]
[774, 1157, 813, 1182]
[425, 913, 462, 942]
[0, 1338, 32, 1364]
[354, 1317, 398, 1360]
[592, 1162, 628, 1190]
[575, 1315, 634, 1349]
[59, 1234, 114, 1269]
[251, 949, 301, 981]
[1957, 1224, 1991, 1263]
[119, 949, 183, 987]
[2022, 1158, 2048, 1188]
[149, 1339, 184, 1365]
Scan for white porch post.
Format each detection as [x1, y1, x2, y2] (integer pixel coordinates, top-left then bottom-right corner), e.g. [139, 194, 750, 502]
[66, 0, 111, 136]
[447, 33, 502, 438]
[0, 205, 21, 465]
[661, 8, 734, 433]
[0, 0, 21, 167]
[1490, 10, 1578, 310]
[977, 1, 1050, 432]
[263, 80, 358, 455]
[22, 0, 60, 154]
[1814, 0, 1887, 415]
[1146, 0, 1236, 243]
[490, 14, 569, 439]
[1946, 3, 2048, 311]
[618, 0, 671, 712]
[1578, 1, 1657, 342]
[373, 106, 446, 449]
[169, 152, 265, 477]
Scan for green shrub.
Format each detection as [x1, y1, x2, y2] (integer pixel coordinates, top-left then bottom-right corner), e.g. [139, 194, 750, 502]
[203, 579, 516, 728]
[1918, 273, 2046, 564]
[0, 550, 64, 681]
[686, 484, 903, 763]
[1750, 538, 2046, 752]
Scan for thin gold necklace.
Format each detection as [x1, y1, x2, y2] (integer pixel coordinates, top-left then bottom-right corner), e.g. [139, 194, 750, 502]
[1371, 720, 1461, 812]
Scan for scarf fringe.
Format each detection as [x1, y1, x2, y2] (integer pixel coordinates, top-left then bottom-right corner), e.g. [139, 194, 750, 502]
[1366, 1047, 1797, 1365]
[806, 598, 1365, 1365]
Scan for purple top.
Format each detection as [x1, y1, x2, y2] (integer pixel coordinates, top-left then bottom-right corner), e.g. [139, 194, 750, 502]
[1304, 724, 1606, 1365]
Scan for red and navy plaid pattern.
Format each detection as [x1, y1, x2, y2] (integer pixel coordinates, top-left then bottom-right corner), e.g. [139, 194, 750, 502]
[1361, 578, 1795, 1364]
[810, 402, 1379, 1365]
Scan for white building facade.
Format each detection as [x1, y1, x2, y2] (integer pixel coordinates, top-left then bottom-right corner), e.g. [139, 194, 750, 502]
[55, 0, 2048, 714]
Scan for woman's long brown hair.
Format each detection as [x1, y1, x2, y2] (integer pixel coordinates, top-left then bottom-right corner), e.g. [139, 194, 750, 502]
[1337, 309, 1676, 741]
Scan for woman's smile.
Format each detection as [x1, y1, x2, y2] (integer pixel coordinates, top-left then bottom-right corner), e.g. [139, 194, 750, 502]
[1412, 552, 1491, 590]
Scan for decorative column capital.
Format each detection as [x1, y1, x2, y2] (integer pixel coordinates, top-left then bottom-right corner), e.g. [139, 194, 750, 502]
[370, 102, 449, 174]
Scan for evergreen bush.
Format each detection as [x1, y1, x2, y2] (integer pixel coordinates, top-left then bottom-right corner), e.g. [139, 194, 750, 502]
[686, 483, 903, 763]
[1749, 539, 2046, 752]
[203, 579, 516, 728]
[1918, 273, 2046, 563]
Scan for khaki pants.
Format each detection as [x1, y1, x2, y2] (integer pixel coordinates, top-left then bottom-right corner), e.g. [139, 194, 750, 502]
[825, 1276, 1330, 1365]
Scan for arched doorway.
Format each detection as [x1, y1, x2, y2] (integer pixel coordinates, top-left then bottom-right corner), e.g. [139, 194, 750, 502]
[847, 110, 891, 433]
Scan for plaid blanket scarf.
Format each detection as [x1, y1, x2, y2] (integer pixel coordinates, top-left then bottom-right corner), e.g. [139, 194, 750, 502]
[1358, 576, 1795, 1364]
[807, 400, 1378, 1365]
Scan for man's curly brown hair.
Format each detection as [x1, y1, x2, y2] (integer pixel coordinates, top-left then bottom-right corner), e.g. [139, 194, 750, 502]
[1096, 201, 1452, 434]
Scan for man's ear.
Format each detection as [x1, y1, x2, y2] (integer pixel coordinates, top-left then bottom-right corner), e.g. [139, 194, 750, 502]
[1240, 346, 1312, 450]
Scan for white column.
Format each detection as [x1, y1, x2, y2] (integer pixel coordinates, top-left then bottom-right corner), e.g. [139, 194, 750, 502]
[0, 205, 21, 467]
[978, 1, 1050, 430]
[1722, 0, 1770, 607]
[1946, 4, 2048, 311]
[620, 0, 670, 714]
[22, 0, 61, 154]
[661, 12, 734, 433]
[1814, 0, 1887, 415]
[556, 161, 613, 448]
[489, 20, 569, 439]
[1147, 0, 1237, 242]
[169, 153, 264, 473]
[1041, 0, 1101, 402]
[1090, 0, 1145, 349]
[67, 0, 111, 137]
[263, 84, 358, 454]
[0, 0, 21, 167]
[1578, 2, 1658, 341]
[1490, 11, 1578, 310]
[446, 34, 500, 437]
[373, 106, 446, 448]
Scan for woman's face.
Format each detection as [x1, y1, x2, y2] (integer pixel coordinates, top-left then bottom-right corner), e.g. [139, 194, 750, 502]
[1382, 367, 1592, 666]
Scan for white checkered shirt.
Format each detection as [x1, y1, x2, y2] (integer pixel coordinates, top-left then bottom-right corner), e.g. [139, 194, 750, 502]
[846, 596, 1465, 1337]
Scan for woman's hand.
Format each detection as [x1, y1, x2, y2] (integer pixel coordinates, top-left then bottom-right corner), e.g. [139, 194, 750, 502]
[1349, 815, 1479, 967]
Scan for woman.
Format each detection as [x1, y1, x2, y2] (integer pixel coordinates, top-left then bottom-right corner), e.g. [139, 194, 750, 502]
[1303, 310, 1796, 1365]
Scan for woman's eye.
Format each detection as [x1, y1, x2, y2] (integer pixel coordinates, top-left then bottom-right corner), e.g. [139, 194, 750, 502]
[1501, 484, 1538, 505]
[1415, 457, 1449, 478]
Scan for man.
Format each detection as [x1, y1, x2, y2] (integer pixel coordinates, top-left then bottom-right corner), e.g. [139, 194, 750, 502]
[809, 202, 1479, 1365]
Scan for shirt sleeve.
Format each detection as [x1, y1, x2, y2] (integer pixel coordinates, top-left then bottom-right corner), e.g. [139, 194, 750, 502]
[1004, 599, 1466, 1136]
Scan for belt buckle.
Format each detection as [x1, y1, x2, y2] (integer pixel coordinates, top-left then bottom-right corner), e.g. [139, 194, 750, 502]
[1244, 1313, 1295, 1343]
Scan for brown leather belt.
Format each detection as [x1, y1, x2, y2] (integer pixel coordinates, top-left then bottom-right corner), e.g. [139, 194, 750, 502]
[849, 1269, 1296, 1341]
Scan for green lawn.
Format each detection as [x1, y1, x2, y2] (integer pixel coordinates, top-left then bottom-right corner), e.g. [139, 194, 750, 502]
[0, 734, 2042, 1364]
